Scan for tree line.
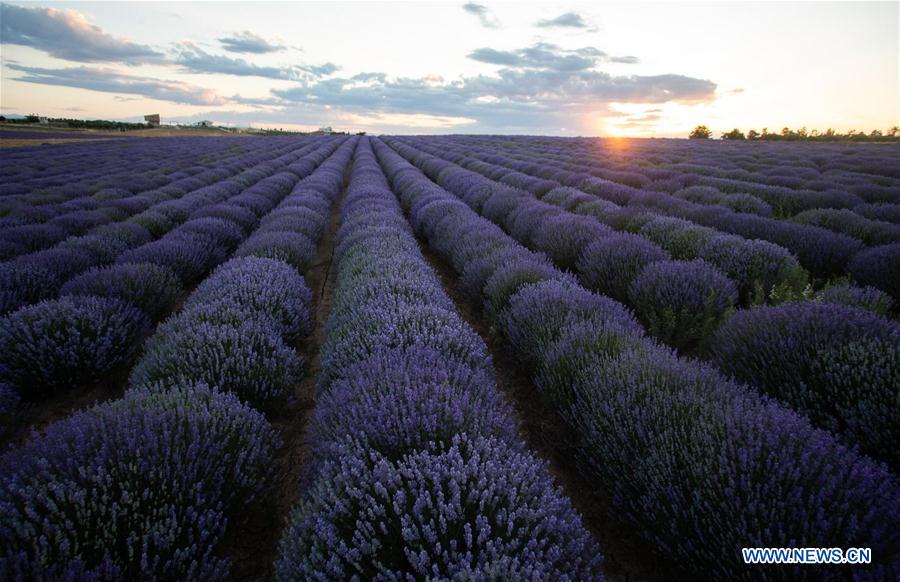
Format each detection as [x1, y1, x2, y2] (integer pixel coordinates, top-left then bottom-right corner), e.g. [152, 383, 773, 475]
[689, 125, 900, 141]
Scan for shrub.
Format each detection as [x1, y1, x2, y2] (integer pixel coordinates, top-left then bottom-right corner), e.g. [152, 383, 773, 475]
[530, 215, 613, 270]
[189, 257, 313, 342]
[792, 208, 900, 246]
[59, 234, 129, 265]
[313, 346, 519, 461]
[696, 235, 807, 304]
[61, 262, 183, 320]
[319, 304, 490, 390]
[191, 204, 258, 232]
[540, 336, 899, 579]
[498, 279, 641, 367]
[173, 217, 246, 249]
[235, 232, 318, 273]
[0, 383, 278, 580]
[848, 243, 900, 300]
[639, 217, 716, 259]
[673, 186, 724, 205]
[815, 282, 894, 315]
[91, 222, 153, 248]
[131, 320, 302, 408]
[576, 234, 670, 302]
[721, 193, 773, 216]
[275, 434, 601, 581]
[116, 235, 223, 284]
[483, 260, 574, 316]
[0, 262, 60, 315]
[709, 302, 900, 468]
[15, 247, 98, 282]
[0, 296, 148, 396]
[628, 260, 737, 352]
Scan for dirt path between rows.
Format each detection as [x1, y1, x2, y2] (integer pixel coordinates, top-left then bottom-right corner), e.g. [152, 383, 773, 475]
[415, 240, 675, 582]
[221, 181, 345, 581]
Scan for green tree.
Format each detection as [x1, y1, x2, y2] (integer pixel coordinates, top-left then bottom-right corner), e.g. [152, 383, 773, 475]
[689, 125, 712, 139]
[721, 128, 746, 140]
[747, 129, 760, 140]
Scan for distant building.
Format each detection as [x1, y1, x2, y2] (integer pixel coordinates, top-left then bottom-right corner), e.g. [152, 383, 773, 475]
[38, 117, 49, 124]
[318, 126, 333, 134]
[144, 114, 160, 127]
[197, 120, 214, 128]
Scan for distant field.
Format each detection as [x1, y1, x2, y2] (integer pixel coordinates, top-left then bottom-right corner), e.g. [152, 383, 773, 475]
[1, 134, 898, 580]
[0, 124, 249, 147]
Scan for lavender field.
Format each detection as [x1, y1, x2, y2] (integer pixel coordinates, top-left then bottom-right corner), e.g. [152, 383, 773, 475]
[1, 134, 898, 580]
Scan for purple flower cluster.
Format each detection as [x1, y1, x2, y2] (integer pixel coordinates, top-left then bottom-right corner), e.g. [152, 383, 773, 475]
[848, 242, 900, 300]
[0, 382, 279, 580]
[815, 281, 895, 315]
[278, 435, 600, 581]
[709, 301, 900, 469]
[0, 296, 148, 396]
[628, 259, 738, 352]
[375, 136, 900, 579]
[792, 208, 900, 245]
[61, 262, 183, 320]
[277, 137, 602, 579]
[404, 135, 889, 283]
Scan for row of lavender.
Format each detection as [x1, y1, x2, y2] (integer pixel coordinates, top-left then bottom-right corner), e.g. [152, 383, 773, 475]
[387, 137, 899, 471]
[462, 135, 900, 218]
[0, 138, 341, 415]
[1, 137, 354, 578]
[0, 137, 263, 250]
[0, 138, 325, 314]
[371, 137, 900, 579]
[276, 137, 601, 579]
[408, 136, 900, 292]
[0, 136, 249, 198]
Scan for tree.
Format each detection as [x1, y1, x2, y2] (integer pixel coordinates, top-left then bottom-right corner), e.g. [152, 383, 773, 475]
[747, 129, 760, 140]
[889, 126, 899, 138]
[721, 128, 746, 140]
[689, 125, 712, 139]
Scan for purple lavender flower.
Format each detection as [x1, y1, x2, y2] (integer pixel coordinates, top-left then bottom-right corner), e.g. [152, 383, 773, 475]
[0, 382, 278, 580]
[710, 301, 900, 468]
[131, 319, 302, 408]
[61, 262, 183, 320]
[276, 434, 602, 581]
[576, 233, 670, 302]
[0, 296, 148, 396]
[628, 259, 738, 352]
[848, 243, 900, 299]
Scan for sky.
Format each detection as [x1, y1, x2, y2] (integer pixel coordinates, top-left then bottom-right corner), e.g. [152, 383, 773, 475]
[0, 1, 897, 136]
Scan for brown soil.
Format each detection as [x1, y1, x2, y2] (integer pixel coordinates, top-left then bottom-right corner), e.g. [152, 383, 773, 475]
[416, 241, 676, 582]
[221, 178, 345, 581]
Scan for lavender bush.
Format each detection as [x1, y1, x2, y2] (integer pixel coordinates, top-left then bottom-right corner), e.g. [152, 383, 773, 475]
[276, 434, 601, 581]
[0, 296, 148, 396]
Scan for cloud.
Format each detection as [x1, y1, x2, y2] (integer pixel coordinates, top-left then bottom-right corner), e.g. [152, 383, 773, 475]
[175, 42, 338, 81]
[535, 12, 591, 29]
[175, 42, 294, 79]
[469, 43, 636, 71]
[218, 30, 285, 54]
[0, 3, 164, 64]
[6, 64, 225, 105]
[610, 55, 640, 64]
[462, 3, 500, 29]
[268, 42, 716, 132]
